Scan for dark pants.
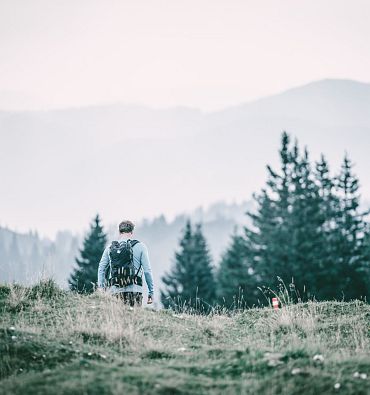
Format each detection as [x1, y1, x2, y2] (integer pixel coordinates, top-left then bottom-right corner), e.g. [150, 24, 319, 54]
[118, 292, 143, 307]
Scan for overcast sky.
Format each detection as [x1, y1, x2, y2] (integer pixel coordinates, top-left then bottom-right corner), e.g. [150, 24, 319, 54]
[1, 1, 370, 238]
[1, 0, 370, 111]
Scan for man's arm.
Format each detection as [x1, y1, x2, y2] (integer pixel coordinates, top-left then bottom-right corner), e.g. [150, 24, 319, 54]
[97, 246, 110, 288]
[140, 243, 154, 297]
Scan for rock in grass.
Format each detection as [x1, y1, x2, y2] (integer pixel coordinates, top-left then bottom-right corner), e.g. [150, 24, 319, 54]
[313, 354, 324, 363]
[264, 352, 284, 367]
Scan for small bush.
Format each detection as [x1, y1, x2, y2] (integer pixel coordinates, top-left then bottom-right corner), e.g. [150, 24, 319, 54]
[28, 279, 64, 301]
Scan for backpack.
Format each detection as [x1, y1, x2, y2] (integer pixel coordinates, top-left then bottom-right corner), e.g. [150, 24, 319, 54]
[108, 239, 142, 287]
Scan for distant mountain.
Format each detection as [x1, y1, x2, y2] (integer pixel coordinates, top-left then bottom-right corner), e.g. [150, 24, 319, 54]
[1, 78, 370, 237]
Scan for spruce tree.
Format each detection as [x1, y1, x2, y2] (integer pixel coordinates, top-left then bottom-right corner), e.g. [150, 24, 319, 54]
[331, 156, 370, 300]
[244, 132, 297, 295]
[161, 220, 216, 311]
[69, 214, 107, 293]
[314, 155, 341, 298]
[217, 233, 259, 308]
[288, 146, 324, 297]
[242, 133, 370, 303]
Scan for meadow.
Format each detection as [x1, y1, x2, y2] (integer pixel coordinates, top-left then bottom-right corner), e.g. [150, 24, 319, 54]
[0, 281, 369, 395]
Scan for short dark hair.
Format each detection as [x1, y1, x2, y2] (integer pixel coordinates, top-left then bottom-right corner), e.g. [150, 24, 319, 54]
[119, 220, 135, 234]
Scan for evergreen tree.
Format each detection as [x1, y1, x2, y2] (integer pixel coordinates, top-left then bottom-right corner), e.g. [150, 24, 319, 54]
[242, 133, 370, 303]
[288, 146, 325, 297]
[69, 214, 107, 293]
[244, 132, 298, 296]
[314, 155, 341, 298]
[331, 156, 370, 299]
[217, 232, 259, 308]
[161, 220, 216, 311]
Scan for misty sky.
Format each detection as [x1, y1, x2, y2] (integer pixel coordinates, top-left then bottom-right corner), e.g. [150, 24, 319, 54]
[1, 0, 370, 111]
[1, 1, 370, 238]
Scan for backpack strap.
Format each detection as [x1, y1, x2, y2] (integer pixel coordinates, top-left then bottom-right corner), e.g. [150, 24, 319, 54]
[130, 239, 140, 248]
[128, 240, 142, 278]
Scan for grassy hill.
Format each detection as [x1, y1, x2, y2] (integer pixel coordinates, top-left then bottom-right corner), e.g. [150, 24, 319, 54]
[1, 281, 369, 395]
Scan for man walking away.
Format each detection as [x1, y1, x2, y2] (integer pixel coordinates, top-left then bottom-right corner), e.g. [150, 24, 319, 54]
[97, 220, 154, 306]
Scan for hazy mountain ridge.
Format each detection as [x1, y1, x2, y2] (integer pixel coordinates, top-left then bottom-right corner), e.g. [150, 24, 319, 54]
[1, 78, 370, 236]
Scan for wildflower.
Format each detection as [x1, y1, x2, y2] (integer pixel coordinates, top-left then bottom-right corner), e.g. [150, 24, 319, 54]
[177, 347, 186, 352]
[100, 354, 107, 359]
[87, 352, 92, 356]
[353, 372, 360, 378]
[129, 307, 134, 311]
[334, 383, 341, 390]
[42, 355, 46, 359]
[9, 326, 15, 331]
[291, 368, 301, 375]
[68, 341, 73, 345]
[19, 368, 23, 372]
[360, 373, 367, 380]
[11, 336, 17, 340]
[313, 354, 324, 363]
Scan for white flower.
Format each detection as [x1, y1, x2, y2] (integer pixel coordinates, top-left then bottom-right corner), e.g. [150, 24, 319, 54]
[360, 373, 367, 380]
[353, 372, 360, 378]
[69, 341, 73, 345]
[100, 354, 107, 359]
[9, 326, 15, 331]
[87, 352, 92, 356]
[11, 336, 17, 340]
[177, 347, 187, 352]
[334, 383, 341, 390]
[291, 368, 301, 375]
[313, 354, 324, 363]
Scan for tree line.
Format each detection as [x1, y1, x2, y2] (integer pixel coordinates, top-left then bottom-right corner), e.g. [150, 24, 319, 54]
[70, 133, 370, 308]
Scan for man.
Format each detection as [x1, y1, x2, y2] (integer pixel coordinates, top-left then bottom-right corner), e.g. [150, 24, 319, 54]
[97, 220, 154, 306]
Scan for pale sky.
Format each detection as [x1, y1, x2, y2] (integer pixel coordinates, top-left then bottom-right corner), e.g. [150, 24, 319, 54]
[1, 0, 370, 111]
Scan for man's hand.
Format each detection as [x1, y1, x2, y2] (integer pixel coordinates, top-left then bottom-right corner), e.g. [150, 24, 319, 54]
[147, 295, 153, 304]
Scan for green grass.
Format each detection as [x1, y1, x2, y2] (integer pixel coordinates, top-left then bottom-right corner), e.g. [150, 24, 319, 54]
[0, 281, 369, 394]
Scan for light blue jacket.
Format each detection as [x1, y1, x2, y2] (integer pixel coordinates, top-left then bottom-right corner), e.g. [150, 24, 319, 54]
[97, 239, 154, 296]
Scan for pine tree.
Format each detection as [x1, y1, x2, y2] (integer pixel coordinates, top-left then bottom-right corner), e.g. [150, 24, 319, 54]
[288, 146, 325, 297]
[242, 133, 370, 303]
[314, 155, 341, 298]
[331, 156, 370, 300]
[244, 132, 297, 295]
[69, 214, 107, 293]
[217, 232, 259, 308]
[192, 224, 216, 307]
[161, 220, 216, 311]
